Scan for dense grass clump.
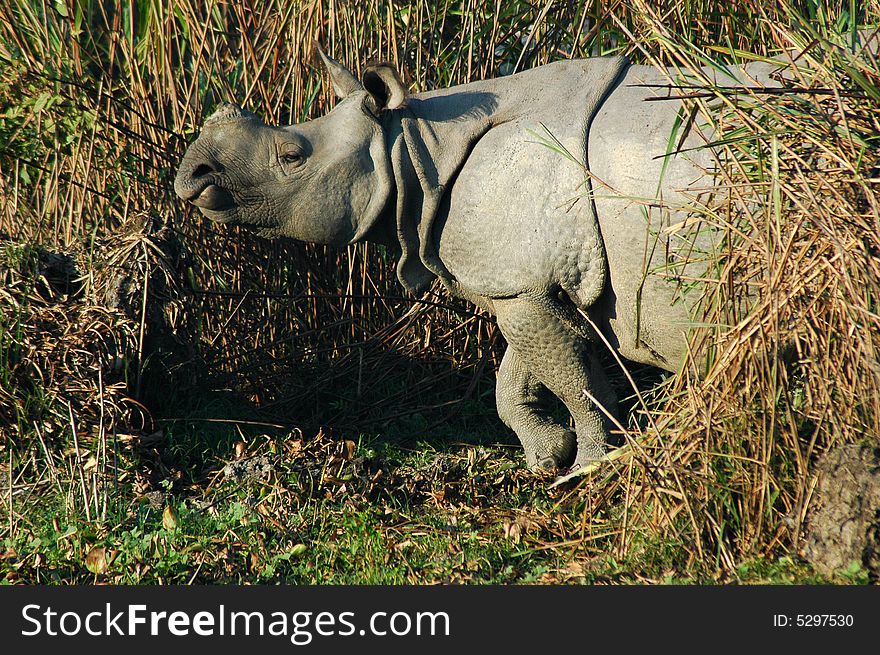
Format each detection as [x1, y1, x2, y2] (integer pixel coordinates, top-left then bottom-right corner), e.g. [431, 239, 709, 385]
[0, 0, 878, 583]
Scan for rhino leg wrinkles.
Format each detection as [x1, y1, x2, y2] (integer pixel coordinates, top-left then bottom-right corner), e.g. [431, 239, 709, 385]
[493, 295, 615, 471]
[496, 347, 576, 470]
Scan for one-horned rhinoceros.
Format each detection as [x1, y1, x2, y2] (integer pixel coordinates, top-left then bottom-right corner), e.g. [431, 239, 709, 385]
[174, 47, 775, 471]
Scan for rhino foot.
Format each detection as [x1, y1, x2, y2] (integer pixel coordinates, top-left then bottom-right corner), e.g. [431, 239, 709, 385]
[572, 417, 609, 470]
[496, 346, 578, 471]
[494, 296, 614, 475]
[535, 456, 559, 471]
[571, 444, 608, 472]
[529, 432, 577, 471]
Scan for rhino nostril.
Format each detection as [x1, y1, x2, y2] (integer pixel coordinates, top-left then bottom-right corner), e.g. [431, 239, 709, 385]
[192, 162, 221, 179]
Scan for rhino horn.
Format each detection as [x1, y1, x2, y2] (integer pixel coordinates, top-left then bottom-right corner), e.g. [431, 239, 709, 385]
[313, 42, 362, 99]
[204, 102, 260, 127]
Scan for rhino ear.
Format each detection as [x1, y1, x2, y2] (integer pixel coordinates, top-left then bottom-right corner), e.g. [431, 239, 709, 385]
[362, 64, 408, 113]
[313, 43, 362, 99]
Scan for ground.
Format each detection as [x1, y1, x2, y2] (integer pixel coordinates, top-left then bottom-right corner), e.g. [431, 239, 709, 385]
[804, 444, 880, 577]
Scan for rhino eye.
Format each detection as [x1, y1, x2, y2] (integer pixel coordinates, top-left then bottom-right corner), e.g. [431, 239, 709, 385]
[280, 151, 303, 165]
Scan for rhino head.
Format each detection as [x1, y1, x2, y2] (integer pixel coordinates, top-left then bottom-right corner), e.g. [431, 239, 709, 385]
[174, 48, 408, 242]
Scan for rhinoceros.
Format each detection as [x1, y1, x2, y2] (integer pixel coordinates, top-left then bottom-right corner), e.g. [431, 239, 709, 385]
[174, 47, 778, 471]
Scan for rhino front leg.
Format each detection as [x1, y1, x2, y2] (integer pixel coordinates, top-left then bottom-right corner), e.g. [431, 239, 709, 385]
[494, 296, 611, 470]
[496, 346, 576, 470]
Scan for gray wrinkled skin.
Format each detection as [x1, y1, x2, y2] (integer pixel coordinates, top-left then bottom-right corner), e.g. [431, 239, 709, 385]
[174, 48, 785, 472]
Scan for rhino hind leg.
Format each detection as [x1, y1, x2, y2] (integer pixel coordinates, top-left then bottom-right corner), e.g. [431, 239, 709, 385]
[494, 296, 612, 471]
[496, 347, 577, 470]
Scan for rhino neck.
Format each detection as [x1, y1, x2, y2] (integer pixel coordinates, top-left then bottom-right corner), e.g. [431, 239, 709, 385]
[347, 116, 398, 247]
[351, 188, 399, 248]
[386, 93, 499, 294]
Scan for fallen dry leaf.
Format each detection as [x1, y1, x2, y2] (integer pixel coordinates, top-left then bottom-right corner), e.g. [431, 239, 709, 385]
[85, 546, 107, 575]
[502, 519, 522, 543]
[234, 441, 247, 459]
[343, 440, 356, 460]
[162, 505, 179, 531]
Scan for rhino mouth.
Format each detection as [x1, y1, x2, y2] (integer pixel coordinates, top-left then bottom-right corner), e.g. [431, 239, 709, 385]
[199, 207, 238, 224]
[184, 183, 239, 224]
[188, 183, 235, 211]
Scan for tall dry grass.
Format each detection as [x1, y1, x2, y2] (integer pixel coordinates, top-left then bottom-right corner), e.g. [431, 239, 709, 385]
[573, 1, 880, 566]
[1, 0, 878, 573]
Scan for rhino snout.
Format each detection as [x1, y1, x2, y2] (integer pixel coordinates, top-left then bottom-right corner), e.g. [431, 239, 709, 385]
[174, 154, 235, 213]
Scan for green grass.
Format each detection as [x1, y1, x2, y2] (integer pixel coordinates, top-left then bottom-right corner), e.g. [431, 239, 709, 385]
[3, 410, 867, 584]
[5, 459, 857, 586]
